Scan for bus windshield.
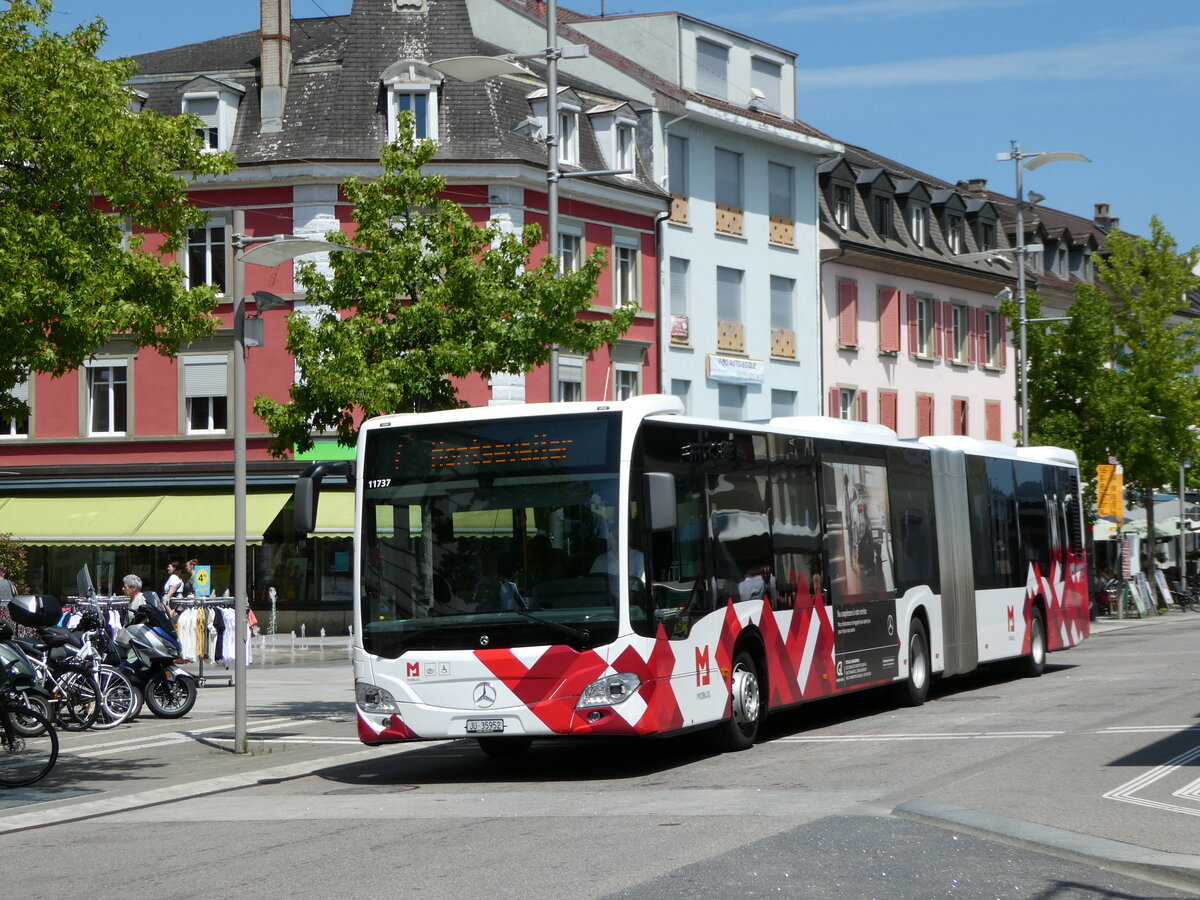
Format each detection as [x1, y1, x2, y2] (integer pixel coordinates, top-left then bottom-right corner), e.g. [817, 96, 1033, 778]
[360, 413, 623, 658]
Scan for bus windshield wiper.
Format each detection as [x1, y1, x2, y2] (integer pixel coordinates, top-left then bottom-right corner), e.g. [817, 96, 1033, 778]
[507, 607, 591, 646]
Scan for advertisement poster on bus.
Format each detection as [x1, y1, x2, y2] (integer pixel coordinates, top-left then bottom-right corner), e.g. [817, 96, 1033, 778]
[822, 457, 899, 688]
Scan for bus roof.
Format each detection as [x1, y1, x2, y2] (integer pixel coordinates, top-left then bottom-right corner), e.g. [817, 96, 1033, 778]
[920, 435, 1079, 467]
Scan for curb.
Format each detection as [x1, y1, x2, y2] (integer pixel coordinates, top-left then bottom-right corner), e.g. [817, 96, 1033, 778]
[894, 797, 1200, 896]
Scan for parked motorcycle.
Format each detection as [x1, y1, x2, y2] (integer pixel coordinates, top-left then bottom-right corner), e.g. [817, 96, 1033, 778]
[115, 601, 197, 719]
[0, 621, 56, 736]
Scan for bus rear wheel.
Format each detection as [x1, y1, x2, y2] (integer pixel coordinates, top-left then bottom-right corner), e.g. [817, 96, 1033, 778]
[1017, 607, 1046, 677]
[896, 619, 930, 707]
[712, 649, 762, 752]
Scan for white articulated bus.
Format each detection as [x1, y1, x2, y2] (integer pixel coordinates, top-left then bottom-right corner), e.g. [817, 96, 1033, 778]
[294, 395, 1090, 755]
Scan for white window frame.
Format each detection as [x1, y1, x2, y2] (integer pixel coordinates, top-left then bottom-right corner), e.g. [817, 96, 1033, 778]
[183, 354, 229, 434]
[984, 309, 1001, 367]
[185, 218, 228, 295]
[615, 121, 637, 173]
[916, 296, 935, 358]
[557, 224, 583, 274]
[556, 352, 584, 403]
[613, 235, 639, 309]
[558, 105, 580, 166]
[180, 83, 242, 154]
[909, 204, 927, 247]
[951, 302, 969, 364]
[381, 60, 443, 143]
[833, 184, 851, 228]
[0, 380, 30, 439]
[945, 214, 965, 254]
[85, 359, 129, 437]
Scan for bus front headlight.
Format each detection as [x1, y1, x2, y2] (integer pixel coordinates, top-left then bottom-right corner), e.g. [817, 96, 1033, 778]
[356, 682, 398, 714]
[577, 673, 641, 708]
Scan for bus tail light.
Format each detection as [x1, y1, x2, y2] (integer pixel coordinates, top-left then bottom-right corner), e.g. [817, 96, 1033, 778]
[356, 681, 398, 714]
[577, 673, 641, 708]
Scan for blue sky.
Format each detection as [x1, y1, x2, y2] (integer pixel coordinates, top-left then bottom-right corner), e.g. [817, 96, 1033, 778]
[50, 0, 1200, 253]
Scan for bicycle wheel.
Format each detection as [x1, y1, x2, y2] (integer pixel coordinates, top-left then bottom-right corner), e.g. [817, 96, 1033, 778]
[0, 706, 58, 787]
[54, 668, 99, 732]
[91, 666, 136, 730]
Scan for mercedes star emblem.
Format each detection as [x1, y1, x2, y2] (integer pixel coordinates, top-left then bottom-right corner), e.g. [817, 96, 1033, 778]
[473, 682, 497, 708]
[479, 634, 490, 646]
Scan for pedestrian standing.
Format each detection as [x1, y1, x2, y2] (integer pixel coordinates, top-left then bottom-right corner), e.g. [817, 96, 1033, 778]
[163, 560, 185, 614]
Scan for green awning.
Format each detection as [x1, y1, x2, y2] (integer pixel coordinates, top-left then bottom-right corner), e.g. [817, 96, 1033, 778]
[314, 490, 355, 537]
[0, 493, 290, 546]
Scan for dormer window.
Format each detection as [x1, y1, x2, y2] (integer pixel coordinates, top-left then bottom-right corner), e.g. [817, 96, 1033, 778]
[909, 205, 928, 246]
[751, 57, 781, 113]
[179, 77, 244, 153]
[946, 215, 965, 253]
[381, 60, 443, 142]
[833, 184, 851, 228]
[616, 123, 635, 171]
[873, 196, 891, 239]
[528, 88, 582, 167]
[696, 38, 728, 99]
[587, 103, 638, 175]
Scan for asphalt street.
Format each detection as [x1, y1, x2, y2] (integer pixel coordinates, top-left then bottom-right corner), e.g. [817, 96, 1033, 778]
[2, 615, 1199, 898]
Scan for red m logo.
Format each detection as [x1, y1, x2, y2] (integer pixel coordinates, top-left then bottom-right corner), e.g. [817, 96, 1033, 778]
[406, 662, 420, 678]
[695, 646, 711, 686]
[1006, 606, 1015, 632]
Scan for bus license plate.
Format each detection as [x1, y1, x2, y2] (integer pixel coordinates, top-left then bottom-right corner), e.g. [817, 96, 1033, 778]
[466, 719, 505, 734]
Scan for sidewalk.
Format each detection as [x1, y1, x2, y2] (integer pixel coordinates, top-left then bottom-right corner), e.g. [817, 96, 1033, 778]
[1088, 607, 1198, 634]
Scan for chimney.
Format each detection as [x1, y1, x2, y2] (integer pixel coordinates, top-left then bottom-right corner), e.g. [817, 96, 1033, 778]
[260, 0, 291, 134]
[966, 178, 988, 197]
[1094, 202, 1118, 231]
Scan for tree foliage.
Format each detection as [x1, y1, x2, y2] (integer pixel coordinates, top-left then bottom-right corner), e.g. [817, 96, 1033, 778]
[0, 0, 233, 420]
[1006, 217, 1200, 572]
[254, 114, 637, 458]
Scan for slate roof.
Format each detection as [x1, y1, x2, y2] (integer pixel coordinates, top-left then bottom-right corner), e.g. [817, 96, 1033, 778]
[126, 0, 663, 198]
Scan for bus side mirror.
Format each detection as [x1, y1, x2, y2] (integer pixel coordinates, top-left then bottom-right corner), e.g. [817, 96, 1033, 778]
[644, 472, 677, 532]
[294, 460, 354, 534]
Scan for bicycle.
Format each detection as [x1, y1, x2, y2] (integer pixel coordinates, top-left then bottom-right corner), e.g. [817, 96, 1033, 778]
[1169, 582, 1200, 612]
[0, 669, 58, 787]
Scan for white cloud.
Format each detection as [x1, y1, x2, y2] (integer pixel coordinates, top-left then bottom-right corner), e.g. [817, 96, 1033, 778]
[796, 26, 1200, 89]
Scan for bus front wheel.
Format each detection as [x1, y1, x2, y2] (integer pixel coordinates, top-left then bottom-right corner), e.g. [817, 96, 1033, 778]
[896, 619, 930, 707]
[712, 649, 763, 752]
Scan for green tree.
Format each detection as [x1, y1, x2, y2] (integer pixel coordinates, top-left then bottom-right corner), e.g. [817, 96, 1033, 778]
[254, 115, 637, 458]
[0, 536, 29, 593]
[1007, 217, 1200, 577]
[0, 0, 234, 422]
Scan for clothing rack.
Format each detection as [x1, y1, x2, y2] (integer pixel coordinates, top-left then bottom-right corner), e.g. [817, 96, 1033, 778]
[172, 598, 236, 688]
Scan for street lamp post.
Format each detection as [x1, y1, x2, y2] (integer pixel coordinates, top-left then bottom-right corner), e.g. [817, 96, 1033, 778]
[996, 142, 1089, 446]
[230, 213, 364, 752]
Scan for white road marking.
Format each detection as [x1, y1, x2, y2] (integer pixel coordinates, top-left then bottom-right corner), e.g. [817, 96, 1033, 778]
[1103, 743, 1200, 817]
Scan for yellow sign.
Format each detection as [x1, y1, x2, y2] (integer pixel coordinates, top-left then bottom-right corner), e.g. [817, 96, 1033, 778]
[1096, 465, 1124, 517]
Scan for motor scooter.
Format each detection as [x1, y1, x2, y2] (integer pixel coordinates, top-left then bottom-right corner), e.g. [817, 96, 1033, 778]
[0, 621, 56, 735]
[115, 598, 197, 719]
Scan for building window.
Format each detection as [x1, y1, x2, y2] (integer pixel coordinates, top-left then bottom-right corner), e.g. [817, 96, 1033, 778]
[771, 389, 796, 418]
[186, 223, 227, 293]
[614, 367, 639, 401]
[0, 381, 29, 438]
[558, 229, 582, 274]
[910, 295, 935, 358]
[184, 355, 228, 433]
[616, 123, 636, 172]
[878, 287, 901, 354]
[980, 221, 995, 251]
[872, 195, 891, 239]
[770, 275, 795, 358]
[916, 394, 934, 437]
[837, 280, 858, 348]
[613, 241, 638, 308]
[184, 96, 220, 149]
[718, 383, 745, 420]
[751, 57, 782, 113]
[716, 266, 742, 325]
[670, 379, 690, 413]
[879, 389, 898, 432]
[833, 184, 851, 228]
[945, 214, 965, 254]
[909, 205, 927, 247]
[715, 147, 743, 235]
[952, 398, 968, 436]
[984, 309, 1003, 367]
[558, 354, 584, 402]
[696, 38, 728, 98]
[768, 162, 794, 245]
[388, 90, 436, 141]
[985, 400, 1002, 441]
[950, 303, 969, 363]
[87, 361, 128, 436]
[558, 109, 579, 165]
[668, 134, 688, 223]
[832, 387, 861, 421]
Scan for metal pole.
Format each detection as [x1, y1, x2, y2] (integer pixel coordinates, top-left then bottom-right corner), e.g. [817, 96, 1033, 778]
[232, 209, 248, 753]
[1014, 141, 1029, 447]
[546, 0, 560, 403]
[1180, 462, 1188, 592]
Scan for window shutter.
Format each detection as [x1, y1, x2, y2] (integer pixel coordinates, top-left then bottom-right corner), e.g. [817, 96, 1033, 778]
[998, 315, 1008, 368]
[944, 302, 957, 359]
[967, 308, 978, 365]
[858, 389, 868, 422]
[838, 281, 858, 347]
[986, 401, 1002, 441]
[917, 395, 933, 437]
[879, 288, 900, 353]
[879, 390, 897, 431]
[828, 387, 840, 417]
[933, 299, 944, 358]
[953, 398, 966, 435]
[907, 294, 918, 357]
[184, 356, 227, 398]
